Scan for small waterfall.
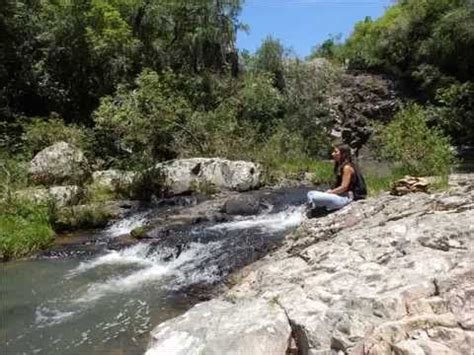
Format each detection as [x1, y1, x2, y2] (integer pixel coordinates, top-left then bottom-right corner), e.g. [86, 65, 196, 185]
[66, 241, 223, 305]
[104, 211, 150, 237]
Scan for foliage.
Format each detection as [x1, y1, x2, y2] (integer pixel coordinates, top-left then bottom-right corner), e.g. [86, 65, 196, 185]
[0, 198, 55, 260]
[253, 36, 286, 89]
[434, 82, 474, 144]
[0, 153, 29, 201]
[308, 34, 344, 63]
[1, 0, 244, 123]
[22, 116, 90, 155]
[283, 59, 340, 156]
[379, 104, 455, 176]
[94, 69, 192, 166]
[239, 73, 284, 132]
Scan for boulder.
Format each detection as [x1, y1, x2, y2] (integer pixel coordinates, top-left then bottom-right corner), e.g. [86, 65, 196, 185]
[15, 185, 83, 207]
[144, 158, 261, 196]
[91, 169, 137, 193]
[224, 195, 260, 215]
[28, 142, 90, 185]
[146, 299, 291, 355]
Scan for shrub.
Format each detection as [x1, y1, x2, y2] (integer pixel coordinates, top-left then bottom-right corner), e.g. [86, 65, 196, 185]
[0, 198, 55, 260]
[0, 153, 29, 201]
[239, 72, 284, 133]
[379, 104, 455, 176]
[93, 69, 192, 167]
[22, 116, 90, 155]
[52, 203, 114, 231]
[283, 59, 339, 157]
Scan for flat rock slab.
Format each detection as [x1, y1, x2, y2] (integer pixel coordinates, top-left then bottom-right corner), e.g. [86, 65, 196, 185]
[145, 174, 474, 354]
[146, 299, 291, 355]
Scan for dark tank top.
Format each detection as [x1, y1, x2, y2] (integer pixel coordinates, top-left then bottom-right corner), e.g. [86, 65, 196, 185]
[335, 162, 367, 200]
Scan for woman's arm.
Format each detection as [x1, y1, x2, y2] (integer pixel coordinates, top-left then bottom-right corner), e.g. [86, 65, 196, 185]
[327, 164, 354, 195]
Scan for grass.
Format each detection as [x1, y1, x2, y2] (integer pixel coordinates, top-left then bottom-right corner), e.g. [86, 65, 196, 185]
[261, 157, 334, 185]
[0, 198, 55, 260]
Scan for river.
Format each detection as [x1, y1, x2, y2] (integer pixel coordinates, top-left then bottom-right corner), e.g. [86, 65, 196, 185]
[1, 187, 309, 355]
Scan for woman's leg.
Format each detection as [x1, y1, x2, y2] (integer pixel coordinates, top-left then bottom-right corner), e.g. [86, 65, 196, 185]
[307, 191, 351, 211]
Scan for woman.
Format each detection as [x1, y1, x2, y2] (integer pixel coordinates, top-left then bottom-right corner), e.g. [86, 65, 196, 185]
[307, 144, 367, 213]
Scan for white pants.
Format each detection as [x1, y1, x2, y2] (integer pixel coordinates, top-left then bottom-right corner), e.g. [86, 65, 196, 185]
[307, 191, 352, 211]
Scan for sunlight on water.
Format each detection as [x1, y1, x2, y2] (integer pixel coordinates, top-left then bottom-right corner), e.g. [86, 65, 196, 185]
[207, 205, 305, 232]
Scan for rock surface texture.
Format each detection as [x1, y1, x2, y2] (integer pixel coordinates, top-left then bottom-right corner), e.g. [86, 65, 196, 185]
[15, 185, 83, 207]
[28, 142, 90, 185]
[147, 174, 473, 354]
[146, 299, 291, 355]
[148, 158, 261, 196]
[91, 169, 137, 193]
[330, 73, 399, 151]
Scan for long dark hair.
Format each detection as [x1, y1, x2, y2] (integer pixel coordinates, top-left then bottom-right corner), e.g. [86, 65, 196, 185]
[333, 143, 353, 176]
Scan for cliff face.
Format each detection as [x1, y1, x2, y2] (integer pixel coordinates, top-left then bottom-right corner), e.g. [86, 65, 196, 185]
[147, 174, 473, 355]
[330, 72, 400, 152]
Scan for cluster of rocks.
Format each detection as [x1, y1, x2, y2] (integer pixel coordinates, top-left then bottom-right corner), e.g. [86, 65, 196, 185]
[17, 141, 263, 230]
[146, 174, 473, 355]
[330, 73, 400, 151]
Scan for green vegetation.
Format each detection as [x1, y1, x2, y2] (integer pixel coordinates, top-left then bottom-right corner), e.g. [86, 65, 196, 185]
[378, 104, 455, 176]
[0, 198, 55, 260]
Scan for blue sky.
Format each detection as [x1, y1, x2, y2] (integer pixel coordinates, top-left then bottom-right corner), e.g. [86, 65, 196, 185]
[237, 0, 393, 58]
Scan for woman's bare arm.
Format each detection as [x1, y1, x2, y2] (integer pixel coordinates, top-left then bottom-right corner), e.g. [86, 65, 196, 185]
[327, 165, 354, 195]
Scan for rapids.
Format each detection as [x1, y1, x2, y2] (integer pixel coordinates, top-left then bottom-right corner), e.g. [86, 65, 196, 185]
[1, 187, 310, 355]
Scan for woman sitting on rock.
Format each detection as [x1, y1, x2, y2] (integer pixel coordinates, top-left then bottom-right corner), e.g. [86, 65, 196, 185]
[307, 144, 367, 216]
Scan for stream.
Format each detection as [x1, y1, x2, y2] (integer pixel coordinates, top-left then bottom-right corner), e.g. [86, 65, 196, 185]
[1, 187, 310, 355]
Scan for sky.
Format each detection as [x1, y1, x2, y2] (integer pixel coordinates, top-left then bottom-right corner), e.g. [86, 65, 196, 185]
[236, 0, 393, 58]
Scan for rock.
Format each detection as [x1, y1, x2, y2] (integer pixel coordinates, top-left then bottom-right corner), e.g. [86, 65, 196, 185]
[391, 176, 430, 196]
[91, 169, 137, 193]
[28, 142, 90, 185]
[15, 185, 83, 207]
[224, 195, 260, 215]
[54, 200, 134, 231]
[146, 299, 291, 355]
[218, 175, 473, 354]
[330, 73, 400, 151]
[142, 158, 261, 196]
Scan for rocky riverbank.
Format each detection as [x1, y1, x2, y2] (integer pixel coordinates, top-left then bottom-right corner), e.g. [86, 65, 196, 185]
[146, 174, 474, 355]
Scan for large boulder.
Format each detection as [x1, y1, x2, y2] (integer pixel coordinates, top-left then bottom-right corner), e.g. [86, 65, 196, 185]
[28, 142, 90, 185]
[143, 158, 261, 196]
[146, 299, 291, 355]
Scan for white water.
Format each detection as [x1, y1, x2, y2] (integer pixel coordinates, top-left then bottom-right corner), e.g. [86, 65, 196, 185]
[207, 205, 305, 232]
[69, 241, 223, 304]
[104, 211, 149, 237]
